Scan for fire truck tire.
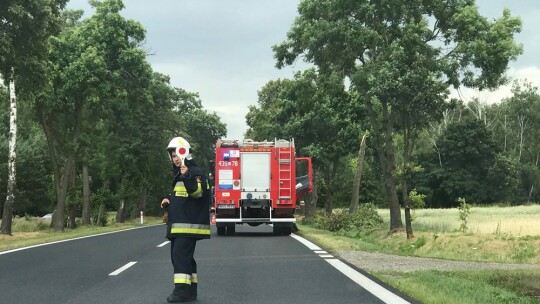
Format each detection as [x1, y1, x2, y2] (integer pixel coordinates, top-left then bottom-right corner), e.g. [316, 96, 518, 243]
[273, 226, 292, 236]
[217, 226, 226, 236]
[226, 225, 236, 235]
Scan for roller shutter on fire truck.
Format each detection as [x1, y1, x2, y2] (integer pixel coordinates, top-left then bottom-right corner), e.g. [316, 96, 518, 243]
[241, 153, 271, 196]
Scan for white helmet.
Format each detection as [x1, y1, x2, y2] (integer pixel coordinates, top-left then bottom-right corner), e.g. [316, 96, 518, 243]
[166, 137, 193, 161]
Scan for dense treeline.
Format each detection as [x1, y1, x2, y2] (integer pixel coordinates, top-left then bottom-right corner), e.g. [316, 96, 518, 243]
[0, 0, 226, 233]
[247, 77, 540, 209]
[2, 0, 538, 236]
[246, 0, 533, 235]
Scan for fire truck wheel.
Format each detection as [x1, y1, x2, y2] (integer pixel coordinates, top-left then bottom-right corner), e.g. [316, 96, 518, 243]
[217, 226, 226, 236]
[273, 226, 292, 236]
[226, 225, 236, 236]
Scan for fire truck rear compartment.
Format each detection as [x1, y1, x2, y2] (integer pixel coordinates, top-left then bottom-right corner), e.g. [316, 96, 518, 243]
[214, 139, 311, 236]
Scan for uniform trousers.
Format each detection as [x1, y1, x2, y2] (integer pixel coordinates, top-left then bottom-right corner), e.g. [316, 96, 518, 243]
[170, 237, 198, 296]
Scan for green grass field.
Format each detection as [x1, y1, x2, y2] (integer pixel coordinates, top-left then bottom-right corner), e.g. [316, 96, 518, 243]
[297, 204, 540, 303]
[378, 204, 540, 235]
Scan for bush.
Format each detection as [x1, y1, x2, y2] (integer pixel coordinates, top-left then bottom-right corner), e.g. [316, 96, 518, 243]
[313, 203, 385, 232]
[349, 203, 385, 230]
[315, 211, 351, 231]
[299, 216, 317, 226]
[12, 216, 50, 232]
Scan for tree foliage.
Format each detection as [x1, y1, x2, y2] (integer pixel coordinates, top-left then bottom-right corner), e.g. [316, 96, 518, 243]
[1, 0, 226, 231]
[1, 0, 67, 235]
[273, 0, 522, 231]
[0, 0, 67, 87]
[246, 68, 361, 213]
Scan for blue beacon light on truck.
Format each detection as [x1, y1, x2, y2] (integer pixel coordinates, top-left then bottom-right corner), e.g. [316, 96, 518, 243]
[223, 152, 230, 160]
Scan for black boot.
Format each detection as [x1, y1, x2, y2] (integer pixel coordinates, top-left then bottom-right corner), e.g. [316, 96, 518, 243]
[188, 283, 197, 301]
[166, 285, 193, 303]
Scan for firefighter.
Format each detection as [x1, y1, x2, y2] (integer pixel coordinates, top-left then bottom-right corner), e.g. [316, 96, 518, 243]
[161, 136, 211, 303]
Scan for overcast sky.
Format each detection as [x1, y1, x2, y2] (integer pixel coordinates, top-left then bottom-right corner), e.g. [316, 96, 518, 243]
[67, 0, 540, 139]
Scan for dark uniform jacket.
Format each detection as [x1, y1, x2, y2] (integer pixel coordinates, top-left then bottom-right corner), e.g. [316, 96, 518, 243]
[166, 161, 211, 240]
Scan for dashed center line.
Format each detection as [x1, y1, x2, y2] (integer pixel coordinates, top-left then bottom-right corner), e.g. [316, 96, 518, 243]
[157, 241, 170, 247]
[109, 261, 137, 276]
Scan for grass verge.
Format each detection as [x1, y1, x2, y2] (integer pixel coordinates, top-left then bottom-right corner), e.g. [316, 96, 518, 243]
[0, 216, 163, 252]
[296, 223, 540, 303]
[375, 269, 540, 304]
[296, 223, 540, 264]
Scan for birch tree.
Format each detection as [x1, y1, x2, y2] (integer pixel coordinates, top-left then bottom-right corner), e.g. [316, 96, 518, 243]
[0, 0, 67, 235]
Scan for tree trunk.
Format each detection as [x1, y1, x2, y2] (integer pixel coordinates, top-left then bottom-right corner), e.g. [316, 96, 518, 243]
[382, 105, 403, 232]
[517, 115, 526, 163]
[116, 199, 126, 223]
[349, 132, 368, 214]
[325, 188, 333, 215]
[404, 207, 413, 239]
[324, 163, 335, 214]
[503, 114, 507, 153]
[68, 204, 77, 229]
[39, 100, 83, 232]
[402, 128, 414, 239]
[366, 99, 403, 232]
[97, 204, 105, 226]
[1, 80, 17, 236]
[53, 155, 76, 232]
[82, 165, 91, 225]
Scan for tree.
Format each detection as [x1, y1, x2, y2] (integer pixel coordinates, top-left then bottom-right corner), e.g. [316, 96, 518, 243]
[434, 117, 498, 205]
[36, 0, 151, 231]
[274, 0, 522, 232]
[485, 154, 519, 203]
[349, 132, 367, 213]
[498, 81, 540, 201]
[0, 0, 67, 235]
[247, 69, 360, 214]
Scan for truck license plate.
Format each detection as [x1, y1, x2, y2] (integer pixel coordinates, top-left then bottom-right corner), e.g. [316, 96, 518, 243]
[218, 204, 235, 209]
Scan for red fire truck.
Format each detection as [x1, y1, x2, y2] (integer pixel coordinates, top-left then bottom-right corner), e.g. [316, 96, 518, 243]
[212, 139, 312, 235]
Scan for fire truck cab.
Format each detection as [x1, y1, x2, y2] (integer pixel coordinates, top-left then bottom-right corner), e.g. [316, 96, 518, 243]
[212, 138, 312, 236]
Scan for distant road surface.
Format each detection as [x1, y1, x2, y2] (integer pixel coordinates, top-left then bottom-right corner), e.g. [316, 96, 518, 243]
[0, 225, 415, 304]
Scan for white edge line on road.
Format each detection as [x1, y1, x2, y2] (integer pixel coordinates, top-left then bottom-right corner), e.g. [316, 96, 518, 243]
[157, 241, 170, 247]
[291, 233, 410, 304]
[109, 261, 137, 276]
[0, 224, 163, 256]
[290, 233, 321, 250]
[325, 259, 410, 304]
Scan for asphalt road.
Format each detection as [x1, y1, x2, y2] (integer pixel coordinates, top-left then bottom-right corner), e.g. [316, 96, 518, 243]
[0, 224, 414, 304]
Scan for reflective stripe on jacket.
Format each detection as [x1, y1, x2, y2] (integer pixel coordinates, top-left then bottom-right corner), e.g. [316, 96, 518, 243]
[171, 223, 211, 235]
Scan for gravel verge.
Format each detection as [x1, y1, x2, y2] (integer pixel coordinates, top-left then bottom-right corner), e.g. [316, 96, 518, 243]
[338, 250, 540, 272]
